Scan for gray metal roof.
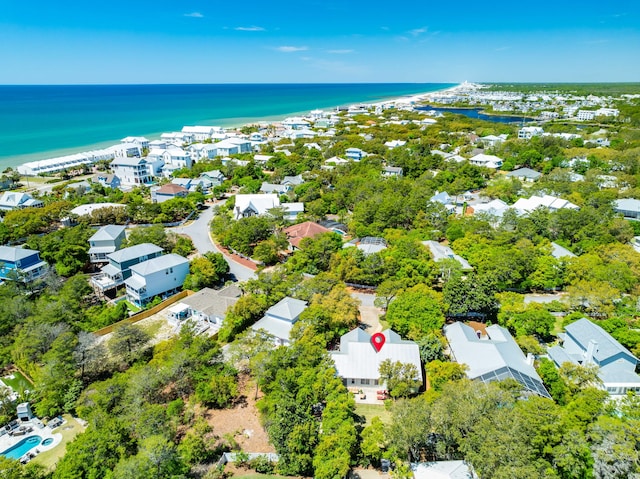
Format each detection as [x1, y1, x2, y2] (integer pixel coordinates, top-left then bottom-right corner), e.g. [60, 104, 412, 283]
[265, 297, 308, 322]
[252, 315, 295, 342]
[330, 328, 423, 382]
[564, 318, 637, 365]
[423, 241, 473, 271]
[614, 198, 640, 213]
[129, 253, 188, 276]
[550, 242, 576, 259]
[0, 245, 41, 262]
[505, 167, 542, 180]
[444, 322, 550, 398]
[90, 225, 125, 242]
[107, 243, 163, 264]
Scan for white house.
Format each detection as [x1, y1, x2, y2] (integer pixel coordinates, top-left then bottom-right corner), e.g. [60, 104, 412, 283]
[478, 134, 508, 148]
[518, 126, 544, 140]
[200, 170, 226, 187]
[181, 126, 221, 141]
[110, 157, 156, 186]
[469, 153, 504, 169]
[161, 131, 195, 144]
[17, 148, 115, 176]
[91, 243, 163, 294]
[548, 318, 640, 397]
[214, 138, 252, 156]
[330, 328, 423, 389]
[251, 297, 308, 346]
[125, 253, 189, 307]
[384, 140, 407, 149]
[505, 167, 542, 182]
[233, 194, 280, 219]
[576, 110, 596, 121]
[88, 225, 126, 264]
[423, 240, 473, 271]
[511, 194, 579, 215]
[444, 322, 551, 398]
[0, 192, 43, 211]
[121, 136, 150, 150]
[167, 284, 242, 328]
[188, 143, 218, 160]
[281, 117, 310, 130]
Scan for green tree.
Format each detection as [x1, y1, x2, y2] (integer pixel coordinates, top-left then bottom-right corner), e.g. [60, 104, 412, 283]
[108, 323, 151, 365]
[385, 284, 445, 340]
[361, 416, 386, 466]
[379, 359, 422, 398]
[425, 360, 467, 392]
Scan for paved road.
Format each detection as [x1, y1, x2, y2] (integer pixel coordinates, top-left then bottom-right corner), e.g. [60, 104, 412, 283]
[169, 205, 256, 282]
[350, 291, 383, 334]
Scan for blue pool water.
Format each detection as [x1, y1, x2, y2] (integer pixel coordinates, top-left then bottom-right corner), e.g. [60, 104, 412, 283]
[1, 435, 42, 460]
[41, 438, 53, 446]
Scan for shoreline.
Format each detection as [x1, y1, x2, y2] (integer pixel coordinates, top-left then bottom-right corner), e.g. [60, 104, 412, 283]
[3, 83, 459, 173]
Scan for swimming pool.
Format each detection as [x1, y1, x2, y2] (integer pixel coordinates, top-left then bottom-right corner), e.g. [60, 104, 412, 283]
[1, 435, 42, 460]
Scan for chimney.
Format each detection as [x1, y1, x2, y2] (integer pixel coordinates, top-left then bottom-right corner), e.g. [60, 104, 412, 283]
[526, 353, 535, 366]
[585, 340, 598, 365]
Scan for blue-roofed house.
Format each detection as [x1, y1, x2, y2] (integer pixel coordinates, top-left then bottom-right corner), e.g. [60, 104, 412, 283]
[251, 297, 308, 346]
[0, 246, 48, 282]
[444, 322, 551, 398]
[88, 225, 127, 264]
[548, 318, 640, 397]
[125, 253, 190, 307]
[91, 243, 164, 294]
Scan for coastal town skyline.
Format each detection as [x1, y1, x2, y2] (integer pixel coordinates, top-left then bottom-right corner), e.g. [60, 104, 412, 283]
[2, 0, 639, 84]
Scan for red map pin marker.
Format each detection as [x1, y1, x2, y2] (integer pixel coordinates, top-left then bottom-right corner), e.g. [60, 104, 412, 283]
[371, 332, 386, 352]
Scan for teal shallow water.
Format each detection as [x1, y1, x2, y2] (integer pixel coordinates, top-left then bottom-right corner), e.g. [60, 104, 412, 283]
[0, 83, 454, 171]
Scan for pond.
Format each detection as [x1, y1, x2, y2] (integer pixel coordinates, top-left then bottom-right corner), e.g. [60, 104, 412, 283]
[417, 106, 537, 124]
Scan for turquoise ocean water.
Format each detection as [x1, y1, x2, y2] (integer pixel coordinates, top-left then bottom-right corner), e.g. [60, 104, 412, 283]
[0, 83, 454, 171]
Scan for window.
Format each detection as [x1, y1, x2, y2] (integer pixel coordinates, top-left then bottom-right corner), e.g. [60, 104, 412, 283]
[361, 379, 370, 385]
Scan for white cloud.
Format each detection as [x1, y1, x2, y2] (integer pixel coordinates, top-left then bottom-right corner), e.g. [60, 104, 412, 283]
[409, 27, 427, 36]
[184, 12, 204, 18]
[235, 26, 266, 31]
[276, 46, 308, 52]
[327, 49, 354, 54]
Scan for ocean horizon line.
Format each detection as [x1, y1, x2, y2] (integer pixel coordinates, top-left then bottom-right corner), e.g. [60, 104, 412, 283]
[0, 83, 456, 171]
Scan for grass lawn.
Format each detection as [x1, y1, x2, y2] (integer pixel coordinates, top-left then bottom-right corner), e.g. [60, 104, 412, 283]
[33, 415, 86, 470]
[355, 403, 392, 426]
[122, 300, 141, 313]
[553, 315, 565, 335]
[1, 370, 33, 392]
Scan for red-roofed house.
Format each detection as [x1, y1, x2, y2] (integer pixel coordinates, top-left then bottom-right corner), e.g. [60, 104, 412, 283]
[152, 183, 189, 203]
[283, 221, 331, 250]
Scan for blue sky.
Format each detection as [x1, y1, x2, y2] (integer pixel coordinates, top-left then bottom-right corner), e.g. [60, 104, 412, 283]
[1, 0, 639, 84]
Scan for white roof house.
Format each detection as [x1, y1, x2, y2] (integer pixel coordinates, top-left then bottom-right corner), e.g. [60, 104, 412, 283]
[412, 461, 478, 479]
[469, 153, 504, 169]
[548, 318, 640, 397]
[470, 199, 510, 217]
[0, 192, 43, 211]
[330, 328, 423, 389]
[251, 297, 308, 346]
[384, 140, 407, 148]
[444, 322, 551, 398]
[233, 194, 280, 219]
[505, 168, 542, 182]
[512, 194, 579, 215]
[518, 126, 544, 140]
[423, 241, 473, 271]
[70, 203, 126, 217]
[614, 198, 640, 220]
[550, 242, 576, 259]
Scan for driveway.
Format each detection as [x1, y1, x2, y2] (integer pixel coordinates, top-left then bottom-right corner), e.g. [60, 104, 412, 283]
[350, 291, 384, 334]
[169, 204, 256, 282]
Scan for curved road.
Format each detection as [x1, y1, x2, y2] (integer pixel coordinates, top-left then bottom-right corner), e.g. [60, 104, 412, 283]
[169, 205, 256, 282]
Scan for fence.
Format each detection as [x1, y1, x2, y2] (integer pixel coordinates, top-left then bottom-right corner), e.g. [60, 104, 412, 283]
[94, 290, 193, 336]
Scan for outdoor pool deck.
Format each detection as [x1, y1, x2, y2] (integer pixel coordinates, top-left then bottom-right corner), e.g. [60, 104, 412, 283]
[0, 419, 63, 463]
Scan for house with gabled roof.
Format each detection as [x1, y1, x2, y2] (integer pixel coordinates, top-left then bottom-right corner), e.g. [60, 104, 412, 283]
[200, 170, 226, 187]
[88, 225, 126, 264]
[91, 243, 163, 294]
[251, 297, 308, 346]
[233, 194, 280, 219]
[505, 167, 542, 182]
[125, 253, 189, 307]
[423, 241, 473, 272]
[0, 192, 43, 211]
[330, 328, 423, 389]
[0, 246, 48, 282]
[151, 183, 189, 203]
[548, 318, 640, 397]
[444, 322, 551, 398]
[167, 284, 242, 328]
